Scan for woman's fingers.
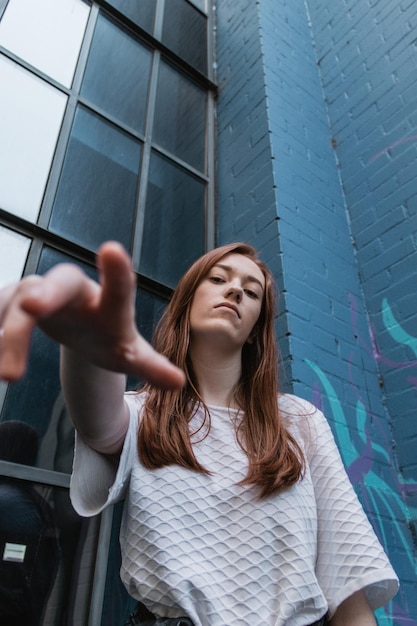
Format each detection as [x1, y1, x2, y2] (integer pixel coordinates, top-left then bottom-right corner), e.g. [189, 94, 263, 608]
[96, 242, 137, 332]
[124, 334, 186, 390]
[0, 269, 97, 381]
[96, 243, 185, 388]
[0, 244, 185, 388]
[20, 265, 99, 319]
[0, 313, 36, 381]
[0, 280, 40, 380]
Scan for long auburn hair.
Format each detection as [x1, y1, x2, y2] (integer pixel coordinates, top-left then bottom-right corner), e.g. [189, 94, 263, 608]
[138, 242, 305, 498]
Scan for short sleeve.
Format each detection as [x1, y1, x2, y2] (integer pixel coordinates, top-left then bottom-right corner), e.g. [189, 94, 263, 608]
[69, 392, 142, 517]
[307, 405, 399, 616]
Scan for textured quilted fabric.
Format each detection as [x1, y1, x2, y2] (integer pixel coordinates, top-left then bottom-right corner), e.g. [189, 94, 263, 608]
[71, 393, 398, 626]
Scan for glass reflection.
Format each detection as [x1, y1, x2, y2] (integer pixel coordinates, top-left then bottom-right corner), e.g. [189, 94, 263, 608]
[49, 106, 141, 252]
[0, 227, 31, 288]
[104, 0, 156, 34]
[0, 56, 67, 223]
[81, 14, 152, 133]
[0, 0, 90, 88]
[0, 471, 94, 625]
[153, 61, 206, 171]
[140, 152, 205, 287]
[161, 0, 207, 74]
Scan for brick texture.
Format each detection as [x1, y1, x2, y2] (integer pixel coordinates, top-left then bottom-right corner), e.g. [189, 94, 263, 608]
[216, 0, 416, 620]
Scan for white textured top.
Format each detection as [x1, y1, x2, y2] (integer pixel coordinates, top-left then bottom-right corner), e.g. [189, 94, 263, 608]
[70, 393, 398, 626]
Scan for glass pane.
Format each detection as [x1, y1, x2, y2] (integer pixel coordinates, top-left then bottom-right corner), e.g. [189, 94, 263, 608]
[135, 288, 167, 344]
[0, 227, 31, 287]
[154, 61, 206, 171]
[0, 0, 90, 87]
[81, 14, 152, 133]
[0, 56, 67, 222]
[140, 152, 205, 287]
[104, 0, 155, 34]
[189, 0, 207, 13]
[0, 475, 96, 624]
[49, 106, 141, 252]
[161, 0, 207, 74]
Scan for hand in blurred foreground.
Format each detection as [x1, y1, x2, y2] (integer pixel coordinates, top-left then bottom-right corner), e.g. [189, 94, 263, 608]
[0, 241, 185, 389]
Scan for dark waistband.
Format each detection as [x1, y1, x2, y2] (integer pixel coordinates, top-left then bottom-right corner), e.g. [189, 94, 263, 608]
[125, 602, 327, 626]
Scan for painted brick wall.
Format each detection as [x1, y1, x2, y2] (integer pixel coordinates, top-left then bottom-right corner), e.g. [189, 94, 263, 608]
[305, 0, 417, 491]
[216, 0, 416, 622]
[305, 0, 417, 619]
[215, 0, 293, 381]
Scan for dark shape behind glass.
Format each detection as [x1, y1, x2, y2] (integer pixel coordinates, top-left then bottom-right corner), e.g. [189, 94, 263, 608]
[153, 60, 206, 171]
[81, 13, 152, 133]
[0, 422, 60, 626]
[49, 106, 141, 252]
[162, 0, 207, 75]
[140, 151, 205, 288]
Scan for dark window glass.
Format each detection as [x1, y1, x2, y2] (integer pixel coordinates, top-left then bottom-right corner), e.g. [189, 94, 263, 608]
[135, 288, 166, 344]
[153, 61, 206, 171]
[81, 14, 152, 133]
[101, 502, 136, 626]
[0, 477, 93, 624]
[140, 152, 205, 287]
[49, 107, 141, 252]
[104, 0, 155, 34]
[161, 0, 207, 74]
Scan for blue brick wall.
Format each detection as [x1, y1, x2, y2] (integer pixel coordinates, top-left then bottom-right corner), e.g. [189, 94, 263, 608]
[216, 0, 293, 380]
[306, 0, 417, 617]
[306, 0, 417, 485]
[216, 0, 416, 622]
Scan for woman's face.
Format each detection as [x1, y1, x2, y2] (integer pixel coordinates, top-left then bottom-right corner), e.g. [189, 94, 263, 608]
[189, 253, 265, 352]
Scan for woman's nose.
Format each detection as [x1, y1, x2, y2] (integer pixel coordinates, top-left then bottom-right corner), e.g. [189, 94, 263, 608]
[226, 283, 242, 302]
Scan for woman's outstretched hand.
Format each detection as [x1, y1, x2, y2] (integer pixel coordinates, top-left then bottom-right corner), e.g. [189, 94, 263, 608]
[0, 241, 185, 390]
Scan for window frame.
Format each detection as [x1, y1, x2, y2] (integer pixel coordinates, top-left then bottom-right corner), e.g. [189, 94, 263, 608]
[0, 0, 217, 621]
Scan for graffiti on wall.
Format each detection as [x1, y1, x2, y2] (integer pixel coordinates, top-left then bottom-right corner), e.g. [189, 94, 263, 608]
[305, 297, 417, 625]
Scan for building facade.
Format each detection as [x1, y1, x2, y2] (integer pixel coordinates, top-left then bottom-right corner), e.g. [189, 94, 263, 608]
[0, 0, 416, 624]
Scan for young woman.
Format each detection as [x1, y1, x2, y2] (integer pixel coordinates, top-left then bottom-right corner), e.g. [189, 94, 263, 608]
[0, 241, 398, 625]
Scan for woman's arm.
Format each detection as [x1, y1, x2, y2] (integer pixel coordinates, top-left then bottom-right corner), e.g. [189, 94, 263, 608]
[60, 347, 129, 456]
[329, 590, 376, 626]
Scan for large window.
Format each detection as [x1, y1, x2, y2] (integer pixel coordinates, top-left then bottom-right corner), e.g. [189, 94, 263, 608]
[0, 0, 215, 623]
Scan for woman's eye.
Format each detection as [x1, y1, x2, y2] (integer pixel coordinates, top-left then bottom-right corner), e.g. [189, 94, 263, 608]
[245, 289, 258, 299]
[209, 275, 224, 283]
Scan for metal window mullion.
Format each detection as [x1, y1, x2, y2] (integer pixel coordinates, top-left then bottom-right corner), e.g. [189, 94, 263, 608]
[131, 51, 161, 271]
[88, 505, 115, 626]
[0, 0, 9, 20]
[37, 4, 99, 228]
[150, 143, 210, 182]
[0, 460, 71, 488]
[153, 0, 166, 40]
[206, 0, 215, 84]
[206, 89, 216, 250]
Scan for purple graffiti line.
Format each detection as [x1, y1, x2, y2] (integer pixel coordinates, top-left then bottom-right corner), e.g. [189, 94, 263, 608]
[349, 293, 417, 370]
[369, 133, 417, 163]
